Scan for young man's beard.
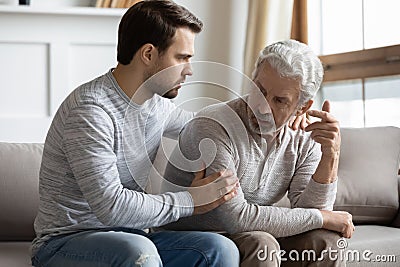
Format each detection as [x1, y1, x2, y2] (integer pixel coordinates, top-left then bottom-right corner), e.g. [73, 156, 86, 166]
[144, 65, 181, 99]
[163, 88, 179, 99]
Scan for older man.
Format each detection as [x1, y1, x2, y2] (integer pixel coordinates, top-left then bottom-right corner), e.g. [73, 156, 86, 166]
[162, 40, 354, 267]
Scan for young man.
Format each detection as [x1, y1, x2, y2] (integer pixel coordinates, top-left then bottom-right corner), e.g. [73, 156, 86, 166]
[31, 1, 240, 266]
[163, 40, 355, 267]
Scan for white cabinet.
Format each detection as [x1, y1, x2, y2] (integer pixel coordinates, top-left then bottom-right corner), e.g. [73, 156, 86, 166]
[0, 6, 124, 142]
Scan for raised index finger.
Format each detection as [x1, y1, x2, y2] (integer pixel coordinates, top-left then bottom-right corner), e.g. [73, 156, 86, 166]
[306, 109, 335, 122]
[322, 100, 331, 113]
[307, 99, 337, 122]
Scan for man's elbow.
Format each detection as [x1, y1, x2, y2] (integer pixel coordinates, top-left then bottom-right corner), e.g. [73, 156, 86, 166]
[93, 206, 120, 226]
[90, 199, 125, 226]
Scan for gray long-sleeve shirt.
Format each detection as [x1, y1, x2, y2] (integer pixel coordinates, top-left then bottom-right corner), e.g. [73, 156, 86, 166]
[163, 96, 337, 237]
[32, 70, 194, 255]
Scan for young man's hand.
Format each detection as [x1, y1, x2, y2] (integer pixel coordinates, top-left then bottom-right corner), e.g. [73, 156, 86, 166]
[189, 168, 239, 215]
[288, 113, 310, 130]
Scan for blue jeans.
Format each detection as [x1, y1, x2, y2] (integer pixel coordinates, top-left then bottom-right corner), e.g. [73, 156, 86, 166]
[32, 228, 239, 267]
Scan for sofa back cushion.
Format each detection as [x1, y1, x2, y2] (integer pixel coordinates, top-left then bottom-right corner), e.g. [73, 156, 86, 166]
[0, 143, 43, 241]
[334, 127, 400, 224]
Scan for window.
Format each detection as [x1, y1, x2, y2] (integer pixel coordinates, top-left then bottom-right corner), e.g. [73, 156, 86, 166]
[307, 0, 400, 127]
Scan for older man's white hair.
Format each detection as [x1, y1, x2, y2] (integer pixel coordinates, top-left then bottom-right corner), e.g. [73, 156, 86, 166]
[252, 40, 324, 107]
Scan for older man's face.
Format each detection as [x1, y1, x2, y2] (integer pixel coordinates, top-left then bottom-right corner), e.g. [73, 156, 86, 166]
[248, 62, 301, 136]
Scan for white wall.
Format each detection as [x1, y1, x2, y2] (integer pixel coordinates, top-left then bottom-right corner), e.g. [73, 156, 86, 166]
[0, 1, 248, 142]
[173, 0, 248, 110]
[0, 6, 122, 142]
[174, 0, 248, 69]
[0, 0, 96, 7]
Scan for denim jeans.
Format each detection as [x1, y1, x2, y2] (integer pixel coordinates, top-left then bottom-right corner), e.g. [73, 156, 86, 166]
[32, 228, 240, 267]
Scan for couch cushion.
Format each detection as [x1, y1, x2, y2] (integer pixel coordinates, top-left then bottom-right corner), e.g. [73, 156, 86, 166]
[334, 127, 400, 224]
[0, 242, 32, 266]
[346, 225, 400, 266]
[0, 143, 43, 241]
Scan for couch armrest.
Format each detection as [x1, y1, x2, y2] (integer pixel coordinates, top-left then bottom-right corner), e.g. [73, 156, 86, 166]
[0, 142, 43, 241]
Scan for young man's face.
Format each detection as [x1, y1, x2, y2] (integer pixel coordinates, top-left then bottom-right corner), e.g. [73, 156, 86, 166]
[248, 62, 301, 136]
[152, 27, 195, 99]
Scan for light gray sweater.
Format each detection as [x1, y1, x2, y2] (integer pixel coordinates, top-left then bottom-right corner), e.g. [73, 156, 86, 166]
[32, 70, 194, 255]
[163, 97, 337, 237]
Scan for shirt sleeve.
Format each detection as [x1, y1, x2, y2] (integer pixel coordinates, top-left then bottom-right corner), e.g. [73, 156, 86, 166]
[164, 117, 323, 238]
[162, 99, 195, 140]
[287, 140, 337, 211]
[63, 104, 193, 229]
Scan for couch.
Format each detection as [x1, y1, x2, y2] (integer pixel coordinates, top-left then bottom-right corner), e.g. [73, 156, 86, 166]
[0, 143, 43, 267]
[333, 127, 400, 266]
[0, 127, 399, 266]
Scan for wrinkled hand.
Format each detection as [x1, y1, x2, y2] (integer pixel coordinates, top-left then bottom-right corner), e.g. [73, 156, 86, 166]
[189, 168, 239, 215]
[288, 113, 310, 130]
[320, 210, 355, 238]
[305, 100, 341, 155]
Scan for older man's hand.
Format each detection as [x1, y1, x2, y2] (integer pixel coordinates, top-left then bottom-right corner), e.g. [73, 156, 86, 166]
[305, 100, 341, 184]
[320, 210, 355, 238]
[305, 100, 341, 156]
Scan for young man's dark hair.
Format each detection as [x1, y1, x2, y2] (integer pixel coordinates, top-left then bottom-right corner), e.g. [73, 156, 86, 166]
[117, 0, 203, 65]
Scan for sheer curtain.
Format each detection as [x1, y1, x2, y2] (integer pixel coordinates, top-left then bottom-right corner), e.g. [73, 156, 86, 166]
[243, 0, 295, 80]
